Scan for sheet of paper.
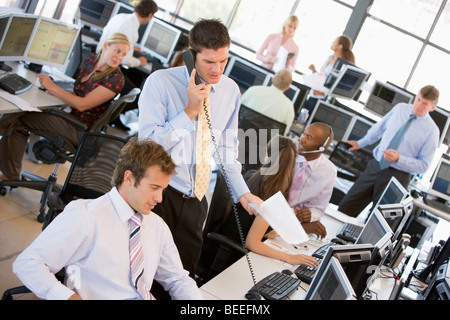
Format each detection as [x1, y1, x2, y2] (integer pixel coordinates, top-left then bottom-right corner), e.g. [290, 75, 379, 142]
[0, 91, 42, 112]
[302, 73, 330, 95]
[272, 46, 289, 73]
[250, 191, 309, 244]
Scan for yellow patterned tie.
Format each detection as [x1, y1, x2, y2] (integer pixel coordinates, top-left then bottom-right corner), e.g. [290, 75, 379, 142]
[194, 84, 212, 201]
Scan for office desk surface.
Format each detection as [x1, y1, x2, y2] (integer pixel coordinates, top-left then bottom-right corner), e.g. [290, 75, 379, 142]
[0, 62, 69, 114]
[200, 208, 361, 300]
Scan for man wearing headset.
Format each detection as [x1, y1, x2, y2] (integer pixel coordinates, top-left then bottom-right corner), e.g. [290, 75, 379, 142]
[288, 122, 337, 238]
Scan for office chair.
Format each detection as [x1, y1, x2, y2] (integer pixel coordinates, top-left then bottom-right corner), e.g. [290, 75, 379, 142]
[0, 88, 140, 222]
[237, 105, 287, 173]
[328, 141, 373, 205]
[2, 132, 128, 300]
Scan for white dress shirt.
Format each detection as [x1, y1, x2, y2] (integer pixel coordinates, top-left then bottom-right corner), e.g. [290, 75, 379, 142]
[13, 187, 203, 300]
[288, 154, 337, 221]
[96, 13, 142, 68]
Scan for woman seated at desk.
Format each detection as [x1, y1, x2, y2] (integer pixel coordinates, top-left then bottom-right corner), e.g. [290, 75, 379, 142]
[219, 135, 320, 267]
[0, 33, 130, 181]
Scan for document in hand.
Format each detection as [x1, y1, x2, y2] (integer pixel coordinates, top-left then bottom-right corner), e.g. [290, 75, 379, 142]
[249, 191, 308, 244]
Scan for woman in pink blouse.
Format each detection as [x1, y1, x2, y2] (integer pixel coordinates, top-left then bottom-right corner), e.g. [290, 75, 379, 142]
[256, 15, 300, 72]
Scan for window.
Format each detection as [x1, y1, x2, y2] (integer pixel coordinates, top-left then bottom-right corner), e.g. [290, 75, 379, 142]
[293, 0, 353, 73]
[174, 0, 237, 29]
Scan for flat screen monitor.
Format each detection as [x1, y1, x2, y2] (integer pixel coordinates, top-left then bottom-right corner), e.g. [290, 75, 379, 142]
[429, 107, 450, 146]
[224, 55, 271, 94]
[364, 81, 415, 117]
[371, 176, 409, 216]
[345, 116, 374, 141]
[306, 100, 354, 143]
[25, 17, 81, 70]
[306, 256, 356, 300]
[139, 18, 181, 65]
[328, 65, 371, 100]
[0, 14, 37, 61]
[428, 155, 450, 203]
[323, 57, 355, 89]
[79, 0, 116, 30]
[304, 243, 376, 300]
[0, 15, 9, 45]
[356, 208, 393, 247]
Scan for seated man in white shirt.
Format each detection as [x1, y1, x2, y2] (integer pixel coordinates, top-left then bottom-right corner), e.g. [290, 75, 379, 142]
[287, 122, 337, 238]
[240, 69, 295, 136]
[96, 0, 158, 68]
[13, 138, 203, 300]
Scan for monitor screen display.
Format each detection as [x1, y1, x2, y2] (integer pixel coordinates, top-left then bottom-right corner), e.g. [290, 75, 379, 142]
[307, 256, 356, 300]
[224, 55, 270, 94]
[429, 107, 450, 146]
[307, 100, 354, 142]
[356, 209, 393, 246]
[428, 156, 450, 202]
[365, 81, 414, 117]
[140, 18, 181, 65]
[0, 16, 9, 46]
[0, 15, 37, 60]
[79, 0, 116, 30]
[26, 18, 80, 69]
[328, 65, 370, 100]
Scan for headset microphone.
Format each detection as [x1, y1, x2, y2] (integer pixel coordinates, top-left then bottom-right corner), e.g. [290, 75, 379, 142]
[300, 134, 331, 154]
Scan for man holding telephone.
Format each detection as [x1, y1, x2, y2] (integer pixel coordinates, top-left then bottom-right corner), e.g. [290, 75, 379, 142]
[138, 19, 262, 282]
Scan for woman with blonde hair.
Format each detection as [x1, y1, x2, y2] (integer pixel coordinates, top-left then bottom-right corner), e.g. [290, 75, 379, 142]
[256, 15, 300, 72]
[0, 33, 130, 181]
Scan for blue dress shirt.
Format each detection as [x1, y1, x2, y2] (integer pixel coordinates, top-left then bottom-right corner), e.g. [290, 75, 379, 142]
[138, 66, 249, 200]
[358, 102, 439, 174]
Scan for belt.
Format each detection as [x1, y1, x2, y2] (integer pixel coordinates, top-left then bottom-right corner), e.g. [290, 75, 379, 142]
[167, 185, 196, 200]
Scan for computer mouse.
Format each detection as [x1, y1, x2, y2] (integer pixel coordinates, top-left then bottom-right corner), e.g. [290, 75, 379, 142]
[331, 238, 347, 245]
[245, 290, 261, 300]
[281, 269, 293, 276]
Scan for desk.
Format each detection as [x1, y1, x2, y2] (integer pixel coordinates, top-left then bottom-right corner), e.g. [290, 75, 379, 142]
[0, 62, 69, 114]
[200, 207, 362, 300]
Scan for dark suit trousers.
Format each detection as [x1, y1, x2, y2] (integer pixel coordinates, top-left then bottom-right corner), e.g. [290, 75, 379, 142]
[337, 159, 412, 217]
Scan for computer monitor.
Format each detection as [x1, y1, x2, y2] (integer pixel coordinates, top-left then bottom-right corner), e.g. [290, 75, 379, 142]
[304, 243, 377, 300]
[306, 100, 354, 143]
[364, 80, 415, 117]
[377, 194, 414, 243]
[139, 18, 182, 65]
[370, 176, 409, 217]
[224, 55, 271, 94]
[306, 256, 356, 300]
[323, 57, 355, 89]
[328, 65, 371, 100]
[429, 107, 450, 146]
[0, 14, 37, 61]
[356, 208, 394, 249]
[79, 0, 117, 30]
[25, 17, 81, 70]
[427, 155, 450, 203]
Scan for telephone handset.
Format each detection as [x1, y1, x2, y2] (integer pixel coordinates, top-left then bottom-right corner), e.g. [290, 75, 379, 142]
[183, 49, 201, 85]
[182, 49, 260, 298]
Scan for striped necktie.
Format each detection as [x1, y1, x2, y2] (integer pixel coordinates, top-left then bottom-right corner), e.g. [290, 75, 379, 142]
[194, 84, 212, 201]
[129, 213, 152, 300]
[379, 113, 416, 169]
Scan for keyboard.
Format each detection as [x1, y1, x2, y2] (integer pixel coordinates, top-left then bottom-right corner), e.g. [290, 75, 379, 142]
[294, 241, 343, 284]
[336, 222, 363, 242]
[294, 257, 321, 284]
[0, 73, 32, 95]
[246, 271, 300, 300]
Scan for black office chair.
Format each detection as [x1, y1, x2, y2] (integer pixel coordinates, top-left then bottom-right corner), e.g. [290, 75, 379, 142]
[237, 105, 287, 173]
[328, 141, 373, 205]
[0, 88, 140, 222]
[2, 132, 128, 300]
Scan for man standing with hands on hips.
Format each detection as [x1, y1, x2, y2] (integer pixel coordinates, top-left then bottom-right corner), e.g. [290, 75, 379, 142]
[338, 85, 440, 217]
[138, 19, 262, 282]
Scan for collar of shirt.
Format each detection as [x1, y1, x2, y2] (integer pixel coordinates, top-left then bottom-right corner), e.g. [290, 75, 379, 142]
[108, 187, 135, 224]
